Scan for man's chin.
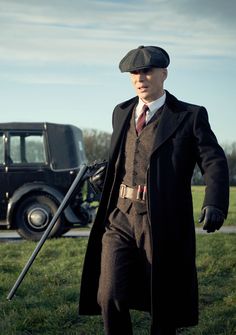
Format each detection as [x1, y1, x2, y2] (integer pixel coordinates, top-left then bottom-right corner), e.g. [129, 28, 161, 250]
[138, 92, 150, 101]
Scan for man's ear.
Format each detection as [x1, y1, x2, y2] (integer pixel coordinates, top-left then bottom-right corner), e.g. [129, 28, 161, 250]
[163, 68, 168, 81]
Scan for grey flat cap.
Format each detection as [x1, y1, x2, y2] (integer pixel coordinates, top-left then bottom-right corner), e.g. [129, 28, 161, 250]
[119, 45, 170, 72]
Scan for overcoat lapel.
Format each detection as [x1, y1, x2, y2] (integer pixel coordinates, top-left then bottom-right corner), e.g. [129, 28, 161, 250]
[109, 99, 137, 160]
[150, 97, 189, 155]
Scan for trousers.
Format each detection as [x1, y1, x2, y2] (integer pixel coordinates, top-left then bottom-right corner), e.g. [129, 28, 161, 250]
[97, 205, 176, 335]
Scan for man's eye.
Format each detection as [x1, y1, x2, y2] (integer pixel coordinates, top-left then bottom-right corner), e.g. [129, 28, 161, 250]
[142, 68, 151, 74]
[130, 68, 152, 75]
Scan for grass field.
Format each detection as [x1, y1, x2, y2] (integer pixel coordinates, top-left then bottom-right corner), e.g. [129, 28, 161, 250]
[0, 234, 235, 335]
[0, 186, 235, 334]
[192, 186, 235, 226]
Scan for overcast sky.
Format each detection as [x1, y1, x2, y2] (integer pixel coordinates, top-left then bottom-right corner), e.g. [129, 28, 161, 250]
[1, 0, 235, 143]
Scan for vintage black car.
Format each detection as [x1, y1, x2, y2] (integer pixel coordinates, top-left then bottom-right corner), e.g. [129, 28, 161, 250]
[0, 122, 92, 240]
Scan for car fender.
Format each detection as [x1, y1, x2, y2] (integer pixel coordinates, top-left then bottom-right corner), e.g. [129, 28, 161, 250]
[7, 182, 80, 228]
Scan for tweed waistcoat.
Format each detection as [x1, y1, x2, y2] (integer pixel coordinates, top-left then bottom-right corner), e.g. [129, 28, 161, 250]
[117, 107, 162, 214]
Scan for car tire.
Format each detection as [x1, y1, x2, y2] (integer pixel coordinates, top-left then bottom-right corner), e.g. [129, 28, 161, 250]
[16, 194, 65, 241]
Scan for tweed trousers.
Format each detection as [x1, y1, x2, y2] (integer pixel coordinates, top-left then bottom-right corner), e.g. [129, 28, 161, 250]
[97, 203, 176, 335]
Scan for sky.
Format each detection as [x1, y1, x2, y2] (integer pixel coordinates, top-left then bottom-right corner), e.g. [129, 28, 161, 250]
[0, 0, 236, 144]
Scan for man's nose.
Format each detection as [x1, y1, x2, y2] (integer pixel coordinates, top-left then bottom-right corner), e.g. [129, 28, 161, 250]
[136, 73, 145, 81]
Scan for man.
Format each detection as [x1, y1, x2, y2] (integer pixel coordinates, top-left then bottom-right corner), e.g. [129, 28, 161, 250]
[79, 46, 229, 334]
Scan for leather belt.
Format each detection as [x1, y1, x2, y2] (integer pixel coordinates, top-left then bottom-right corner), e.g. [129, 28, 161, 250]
[119, 183, 147, 201]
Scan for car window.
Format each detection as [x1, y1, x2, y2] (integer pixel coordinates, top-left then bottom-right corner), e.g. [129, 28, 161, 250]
[9, 134, 47, 164]
[0, 134, 4, 164]
[25, 135, 47, 163]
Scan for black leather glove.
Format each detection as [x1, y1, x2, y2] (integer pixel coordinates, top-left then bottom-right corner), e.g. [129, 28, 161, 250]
[88, 161, 107, 194]
[198, 205, 225, 233]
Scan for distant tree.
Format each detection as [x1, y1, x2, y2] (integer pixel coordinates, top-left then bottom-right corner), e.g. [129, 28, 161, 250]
[83, 129, 111, 163]
[192, 142, 236, 186]
[192, 165, 204, 185]
[223, 142, 236, 186]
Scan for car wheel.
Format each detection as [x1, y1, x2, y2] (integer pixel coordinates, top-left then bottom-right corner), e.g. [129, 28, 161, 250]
[16, 194, 64, 241]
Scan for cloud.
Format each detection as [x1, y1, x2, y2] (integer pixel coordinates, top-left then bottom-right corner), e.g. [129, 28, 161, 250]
[0, 0, 235, 71]
[0, 1, 235, 143]
[165, 0, 236, 29]
[0, 72, 99, 85]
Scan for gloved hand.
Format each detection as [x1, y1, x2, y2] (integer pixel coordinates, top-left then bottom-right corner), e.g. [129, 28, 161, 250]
[198, 205, 225, 233]
[89, 161, 107, 194]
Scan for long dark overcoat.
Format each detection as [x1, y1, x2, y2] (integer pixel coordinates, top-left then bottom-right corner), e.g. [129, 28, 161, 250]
[79, 91, 229, 327]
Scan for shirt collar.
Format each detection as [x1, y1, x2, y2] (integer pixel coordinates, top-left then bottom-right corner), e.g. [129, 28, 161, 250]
[136, 91, 166, 121]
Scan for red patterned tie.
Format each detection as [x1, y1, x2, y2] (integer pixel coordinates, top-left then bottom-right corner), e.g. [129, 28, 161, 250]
[136, 104, 149, 135]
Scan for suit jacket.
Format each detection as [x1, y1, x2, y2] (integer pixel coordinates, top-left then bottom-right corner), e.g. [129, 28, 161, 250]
[79, 90, 229, 327]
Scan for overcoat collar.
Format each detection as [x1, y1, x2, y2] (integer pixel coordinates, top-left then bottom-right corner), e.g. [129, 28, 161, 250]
[109, 91, 189, 159]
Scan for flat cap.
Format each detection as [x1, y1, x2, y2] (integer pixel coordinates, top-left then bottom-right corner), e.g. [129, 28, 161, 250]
[119, 45, 170, 72]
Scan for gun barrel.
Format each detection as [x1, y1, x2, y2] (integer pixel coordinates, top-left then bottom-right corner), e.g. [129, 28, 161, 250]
[7, 164, 88, 301]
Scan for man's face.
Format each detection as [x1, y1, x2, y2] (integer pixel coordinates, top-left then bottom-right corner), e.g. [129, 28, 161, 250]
[130, 67, 167, 103]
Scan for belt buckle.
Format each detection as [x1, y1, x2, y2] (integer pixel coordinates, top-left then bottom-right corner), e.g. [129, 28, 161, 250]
[120, 184, 127, 198]
[136, 185, 147, 201]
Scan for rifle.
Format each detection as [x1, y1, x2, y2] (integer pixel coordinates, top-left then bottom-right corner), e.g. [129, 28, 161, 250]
[7, 161, 106, 301]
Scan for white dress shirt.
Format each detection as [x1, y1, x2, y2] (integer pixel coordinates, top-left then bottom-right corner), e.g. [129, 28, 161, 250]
[135, 91, 166, 125]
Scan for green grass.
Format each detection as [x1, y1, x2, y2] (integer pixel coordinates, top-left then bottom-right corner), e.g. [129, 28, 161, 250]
[192, 186, 236, 226]
[0, 235, 235, 334]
